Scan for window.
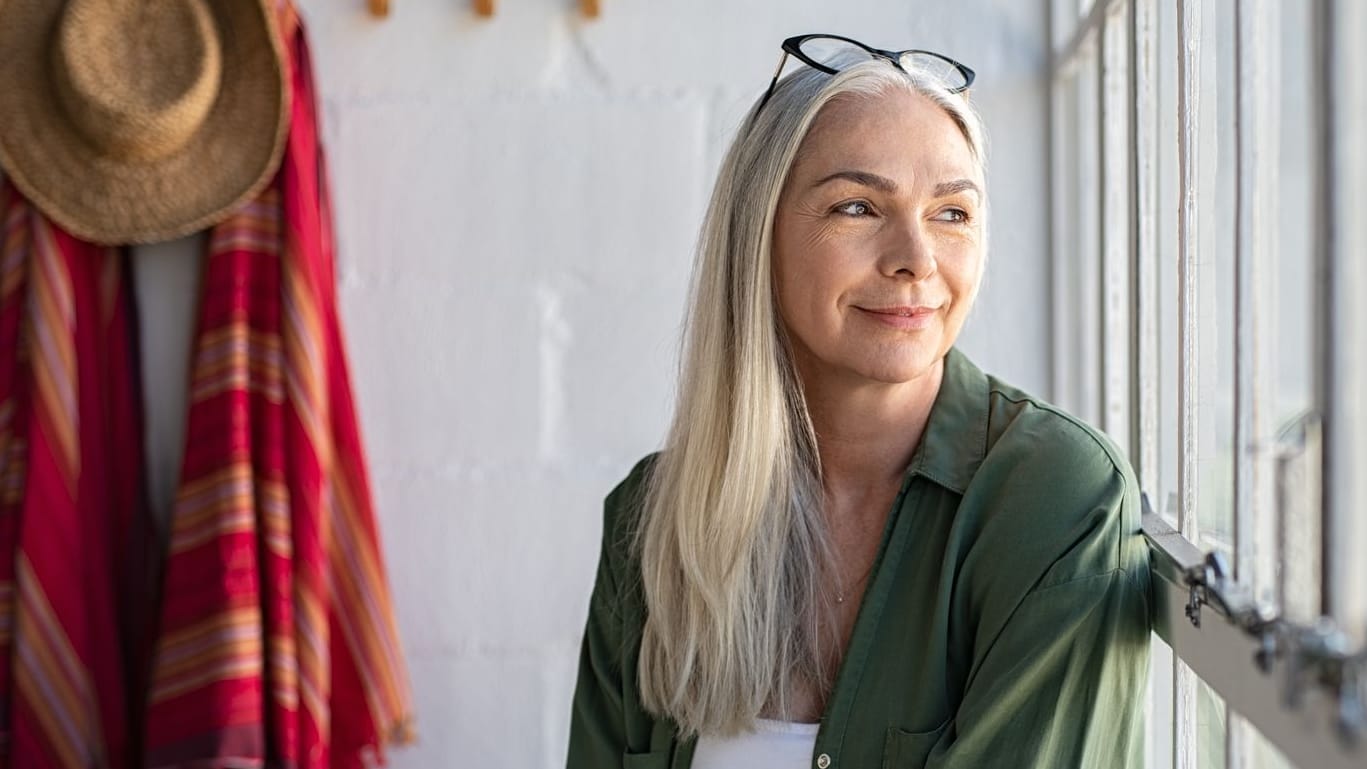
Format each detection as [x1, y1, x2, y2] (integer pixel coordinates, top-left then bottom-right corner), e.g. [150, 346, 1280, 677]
[1049, 1, 1367, 767]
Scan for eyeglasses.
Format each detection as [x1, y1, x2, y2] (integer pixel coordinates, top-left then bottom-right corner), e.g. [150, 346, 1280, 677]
[756, 34, 976, 114]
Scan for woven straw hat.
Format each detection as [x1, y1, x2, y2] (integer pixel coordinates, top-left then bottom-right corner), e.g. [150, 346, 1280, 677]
[0, 0, 289, 245]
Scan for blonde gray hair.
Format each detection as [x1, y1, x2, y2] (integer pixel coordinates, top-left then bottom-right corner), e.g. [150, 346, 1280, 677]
[636, 55, 988, 737]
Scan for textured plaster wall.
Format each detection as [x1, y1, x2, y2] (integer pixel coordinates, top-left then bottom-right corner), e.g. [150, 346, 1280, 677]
[130, 1, 1050, 766]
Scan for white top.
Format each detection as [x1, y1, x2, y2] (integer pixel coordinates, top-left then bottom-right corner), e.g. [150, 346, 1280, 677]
[692, 719, 820, 769]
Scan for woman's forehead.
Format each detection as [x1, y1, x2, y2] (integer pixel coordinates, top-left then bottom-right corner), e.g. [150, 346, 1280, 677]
[796, 90, 980, 186]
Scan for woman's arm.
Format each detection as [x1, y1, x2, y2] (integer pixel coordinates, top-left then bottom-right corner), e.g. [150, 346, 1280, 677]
[566, 527, 628, 768]
[567, 459, 655, 768]
[927, 466, 1154, 768]
[926, 565, 1152, 767]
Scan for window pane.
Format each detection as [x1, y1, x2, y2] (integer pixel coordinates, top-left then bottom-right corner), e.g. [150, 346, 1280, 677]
[1146, 633, 1174, 769]
[1273, 0, 1315, 432]
[1197, 678, 1227, 768]
[1194, 0, 1237, 559]
[1248, 725, 1295, 769]
[1100, 7, 1132, 452]
[1273, 0, 1321, 626]
[1056, 45, 1103, 424]
[1053, 0, 1077, 51]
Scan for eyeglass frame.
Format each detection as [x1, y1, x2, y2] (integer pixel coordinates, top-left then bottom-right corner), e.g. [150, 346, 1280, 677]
[755, 34, 977, 114]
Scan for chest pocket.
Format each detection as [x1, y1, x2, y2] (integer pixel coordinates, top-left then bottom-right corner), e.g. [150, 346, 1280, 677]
[623, 750, 671, 769]
[881, 719, 951, 768]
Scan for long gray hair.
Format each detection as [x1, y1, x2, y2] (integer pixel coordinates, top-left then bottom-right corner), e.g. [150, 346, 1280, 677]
[635, 54, 987, 738]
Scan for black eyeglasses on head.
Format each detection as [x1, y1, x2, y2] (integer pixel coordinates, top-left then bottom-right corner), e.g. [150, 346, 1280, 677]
[756, 34, 976, 114]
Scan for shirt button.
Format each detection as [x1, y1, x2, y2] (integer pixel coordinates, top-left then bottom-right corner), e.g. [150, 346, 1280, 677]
[816, 754, 831, 769]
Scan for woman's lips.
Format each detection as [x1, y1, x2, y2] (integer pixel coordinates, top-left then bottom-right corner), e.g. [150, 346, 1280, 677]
[856, 305, 939, 330]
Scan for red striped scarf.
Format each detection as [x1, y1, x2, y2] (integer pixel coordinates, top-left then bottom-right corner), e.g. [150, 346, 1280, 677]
[0, 183, 144, 768]
[0, 7, 413, 767]
[144, 13, 414, 769]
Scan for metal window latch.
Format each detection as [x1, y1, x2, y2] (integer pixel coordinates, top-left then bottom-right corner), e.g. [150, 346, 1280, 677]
[1280, 618, 1367, 747]
[1185, 581, 1204, 627]
[1144, 501, 1366, 747]
[1183, 551, 1233, 628]
[1249, 611, 1282, 673]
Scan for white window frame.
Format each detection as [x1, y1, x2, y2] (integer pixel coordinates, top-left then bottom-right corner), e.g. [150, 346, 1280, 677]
[1048, 1, 1367, 767]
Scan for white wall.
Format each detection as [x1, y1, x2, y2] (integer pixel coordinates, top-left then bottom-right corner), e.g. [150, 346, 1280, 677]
[132, 1, 1050, 766]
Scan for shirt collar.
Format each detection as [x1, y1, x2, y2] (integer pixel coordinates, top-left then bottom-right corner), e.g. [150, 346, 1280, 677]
[905, 347, 991, 495]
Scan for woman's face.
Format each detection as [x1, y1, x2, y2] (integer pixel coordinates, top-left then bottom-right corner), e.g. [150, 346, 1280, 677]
[772, 88, 984, 390]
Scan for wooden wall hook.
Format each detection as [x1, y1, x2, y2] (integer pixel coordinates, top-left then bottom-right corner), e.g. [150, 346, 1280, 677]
[580, 0, 599, 18]
[474, 0, 495, 17]
[368, 0, 389, 17]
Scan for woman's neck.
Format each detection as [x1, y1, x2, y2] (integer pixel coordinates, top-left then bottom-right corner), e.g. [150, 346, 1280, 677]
[801, 356, 945, 505]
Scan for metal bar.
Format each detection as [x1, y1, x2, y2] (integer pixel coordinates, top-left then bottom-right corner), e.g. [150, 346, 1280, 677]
[1174, 0, 1201, 580]
[1229, 0, 1274, 762]
[1129, 4, 1172, 766]
[1078, 48, 1103, 426]
[1277, 414, 1324, 625]
[1050, 73, 1076, 410]
[1175, 1, 1202, 765]
[1100, 5, 1132, 452]
[1232, 0, 1262, 624]
[1320, 0, 1367, 646]
[1313, 0, 1336, 630]
[1048, 0, 1062, 407]
[1132, 0, 1158, 496]
[1329, 0, 1367, 647]
[1145, 510, 1367, 769]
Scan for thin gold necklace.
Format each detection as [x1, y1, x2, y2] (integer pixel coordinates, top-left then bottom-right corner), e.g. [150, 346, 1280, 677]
[835, 557, 879, 604]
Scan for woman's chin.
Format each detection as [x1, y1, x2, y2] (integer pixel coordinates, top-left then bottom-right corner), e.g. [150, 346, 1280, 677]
[849, 356, 942, 386]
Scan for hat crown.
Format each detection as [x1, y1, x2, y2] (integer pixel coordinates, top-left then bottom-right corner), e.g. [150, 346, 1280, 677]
[54, 0, 223, 162]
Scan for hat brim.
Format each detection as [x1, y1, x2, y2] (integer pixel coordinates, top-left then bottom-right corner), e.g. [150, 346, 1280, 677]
[0, 0, 289, 246]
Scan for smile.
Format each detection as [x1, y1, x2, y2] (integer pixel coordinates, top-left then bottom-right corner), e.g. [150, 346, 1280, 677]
[857, 305, 939, 330]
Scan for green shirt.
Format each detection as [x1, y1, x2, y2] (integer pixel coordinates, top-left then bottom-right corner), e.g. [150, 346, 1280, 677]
[568, 348, 1154, 769]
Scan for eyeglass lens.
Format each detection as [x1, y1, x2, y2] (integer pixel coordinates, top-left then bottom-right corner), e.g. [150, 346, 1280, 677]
[798, 37, 874, 70]
[797, 37, 967, 92]
[897, 52, 967, 90]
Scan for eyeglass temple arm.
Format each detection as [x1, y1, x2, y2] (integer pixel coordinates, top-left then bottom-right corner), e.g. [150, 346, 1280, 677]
[756, 50, 790, 114]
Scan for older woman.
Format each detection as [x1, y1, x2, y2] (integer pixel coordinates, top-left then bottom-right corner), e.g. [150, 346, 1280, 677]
[568, 35, 1152, 769]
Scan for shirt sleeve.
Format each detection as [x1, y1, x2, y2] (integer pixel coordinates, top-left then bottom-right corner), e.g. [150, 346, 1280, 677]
[568, 456, 661, 769]
[924, 448, 1154, 769]
[566, 497, 629, 769]
[925, 565, 1152, 768]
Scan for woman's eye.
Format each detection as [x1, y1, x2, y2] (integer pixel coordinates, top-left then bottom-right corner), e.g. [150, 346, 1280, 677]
[834, 201, 873, 217]
[934, 208, 969, 223]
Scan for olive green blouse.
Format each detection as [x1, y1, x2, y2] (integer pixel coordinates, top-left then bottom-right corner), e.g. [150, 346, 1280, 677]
[567, 348, 1154, 769]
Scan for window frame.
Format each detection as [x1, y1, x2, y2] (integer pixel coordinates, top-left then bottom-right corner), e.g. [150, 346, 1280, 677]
[1048, 1, 1367, 767]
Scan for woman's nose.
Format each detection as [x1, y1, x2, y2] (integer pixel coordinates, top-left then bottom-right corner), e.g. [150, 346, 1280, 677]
[879, 218, 938, 280]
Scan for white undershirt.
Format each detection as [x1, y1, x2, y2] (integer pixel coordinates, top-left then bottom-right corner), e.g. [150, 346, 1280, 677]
[692, 719, 820, 769]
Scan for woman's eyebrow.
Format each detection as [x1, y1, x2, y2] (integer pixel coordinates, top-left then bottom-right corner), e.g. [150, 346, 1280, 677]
[811, 171, 981, 200]
[934, 179, 981, 199]
[812, 169, 898, 193]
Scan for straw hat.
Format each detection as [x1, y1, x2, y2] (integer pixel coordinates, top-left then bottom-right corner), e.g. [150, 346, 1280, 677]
[0, 0, 289, 245]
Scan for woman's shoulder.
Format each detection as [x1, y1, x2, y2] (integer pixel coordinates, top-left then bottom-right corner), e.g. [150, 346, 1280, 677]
[598, 452, 660, 560]
[981, 374, 1131, 485]
[959, 372, 1145, 590]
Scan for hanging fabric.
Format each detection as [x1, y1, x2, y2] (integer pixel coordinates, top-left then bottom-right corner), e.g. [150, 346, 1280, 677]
[0, 182, 149, 767]
[0, 3, 414, 766]
[144, 10, 415, 768]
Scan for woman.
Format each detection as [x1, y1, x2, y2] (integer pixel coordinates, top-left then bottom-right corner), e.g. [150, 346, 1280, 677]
[568, 35, 1152, 769]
